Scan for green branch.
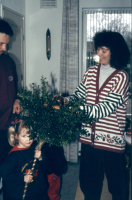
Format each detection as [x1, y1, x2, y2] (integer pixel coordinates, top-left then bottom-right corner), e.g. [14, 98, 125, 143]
[18, 77, 97, 147]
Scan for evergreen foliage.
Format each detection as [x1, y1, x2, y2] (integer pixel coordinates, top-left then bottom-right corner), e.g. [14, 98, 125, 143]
[18, 77, 96, 147]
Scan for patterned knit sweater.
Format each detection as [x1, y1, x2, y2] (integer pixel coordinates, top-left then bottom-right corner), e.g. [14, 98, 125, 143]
[72, 64, 129, 153]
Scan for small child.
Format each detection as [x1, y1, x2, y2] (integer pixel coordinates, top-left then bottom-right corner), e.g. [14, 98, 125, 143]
[1, 119, 49, 200]
[42, 143, 68, 200]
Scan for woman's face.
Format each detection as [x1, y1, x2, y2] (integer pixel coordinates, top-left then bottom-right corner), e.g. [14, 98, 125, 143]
[97, 46, 111, 65]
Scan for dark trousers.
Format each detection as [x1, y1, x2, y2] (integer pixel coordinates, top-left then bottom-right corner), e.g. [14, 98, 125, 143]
[0, 130, 12, 200]
[79, 144, 128, 200]
[0, 130, 12, 167]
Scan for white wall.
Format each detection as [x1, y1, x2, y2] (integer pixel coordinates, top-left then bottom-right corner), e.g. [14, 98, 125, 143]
[26, 0, 131, 90]
[79, 0, 131, 82]
[25, 0, 63, 90]
[0, 0, 130, 90]
[0, 0, 25, 16]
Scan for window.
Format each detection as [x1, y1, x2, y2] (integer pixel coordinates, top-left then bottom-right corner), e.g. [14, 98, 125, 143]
[82, 8, 131, 75]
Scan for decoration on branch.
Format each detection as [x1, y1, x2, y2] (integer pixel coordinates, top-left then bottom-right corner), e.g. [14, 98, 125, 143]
[18, 77, 96, 147]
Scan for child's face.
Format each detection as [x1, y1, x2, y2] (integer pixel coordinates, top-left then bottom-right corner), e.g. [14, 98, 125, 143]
[16, 128, 33, 148]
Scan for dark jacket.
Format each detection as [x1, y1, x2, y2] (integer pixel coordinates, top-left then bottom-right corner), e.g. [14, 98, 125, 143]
[1, 142, 49, 200]
[0, 53, 18, 129]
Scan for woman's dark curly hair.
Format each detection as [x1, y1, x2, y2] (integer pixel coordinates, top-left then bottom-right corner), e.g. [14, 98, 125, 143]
[93, 30, 130, 69]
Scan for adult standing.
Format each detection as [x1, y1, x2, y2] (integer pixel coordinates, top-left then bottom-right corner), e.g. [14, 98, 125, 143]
[0, 19, 21, 167]
[63, 30, 130, 200]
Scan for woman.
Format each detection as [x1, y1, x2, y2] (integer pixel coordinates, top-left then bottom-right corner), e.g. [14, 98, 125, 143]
[64, 30, 130, 200]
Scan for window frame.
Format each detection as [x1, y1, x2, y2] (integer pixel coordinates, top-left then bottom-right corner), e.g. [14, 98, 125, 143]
[82, 7, 131, 76]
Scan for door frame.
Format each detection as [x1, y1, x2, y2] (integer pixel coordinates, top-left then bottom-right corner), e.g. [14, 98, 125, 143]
[1, 5, 26, 88]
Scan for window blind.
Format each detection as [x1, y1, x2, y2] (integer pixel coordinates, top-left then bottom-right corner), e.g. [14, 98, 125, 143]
[82, 8, 131, 70]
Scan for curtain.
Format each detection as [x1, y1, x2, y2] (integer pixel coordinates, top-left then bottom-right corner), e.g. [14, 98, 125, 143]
[60, 0, 79, 95]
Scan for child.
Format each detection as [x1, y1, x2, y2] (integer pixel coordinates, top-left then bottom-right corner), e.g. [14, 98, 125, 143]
[1, 120, 49, 200]
[42, 143, 68, 200]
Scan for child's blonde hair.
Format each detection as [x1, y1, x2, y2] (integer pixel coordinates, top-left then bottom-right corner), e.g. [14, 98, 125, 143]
[8, 120, 26, 146]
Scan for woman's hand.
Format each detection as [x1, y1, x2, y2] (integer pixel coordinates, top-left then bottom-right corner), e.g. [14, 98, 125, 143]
[52, 95, 68, 105]
[34, 150, 42, 161]
[24, 170, 33, 183]
[63, 97, 68, 105]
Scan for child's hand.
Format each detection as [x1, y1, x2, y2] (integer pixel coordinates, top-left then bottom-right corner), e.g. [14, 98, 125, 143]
[34, 150, 42, 161]
[24, 170, 33, 183]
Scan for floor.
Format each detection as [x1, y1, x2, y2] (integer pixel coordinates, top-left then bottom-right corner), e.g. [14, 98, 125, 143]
[60, 160, 131, 200]
[0, 161, 131, 200]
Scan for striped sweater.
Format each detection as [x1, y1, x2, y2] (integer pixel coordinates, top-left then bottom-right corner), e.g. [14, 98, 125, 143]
[72, 64, 129, 153]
